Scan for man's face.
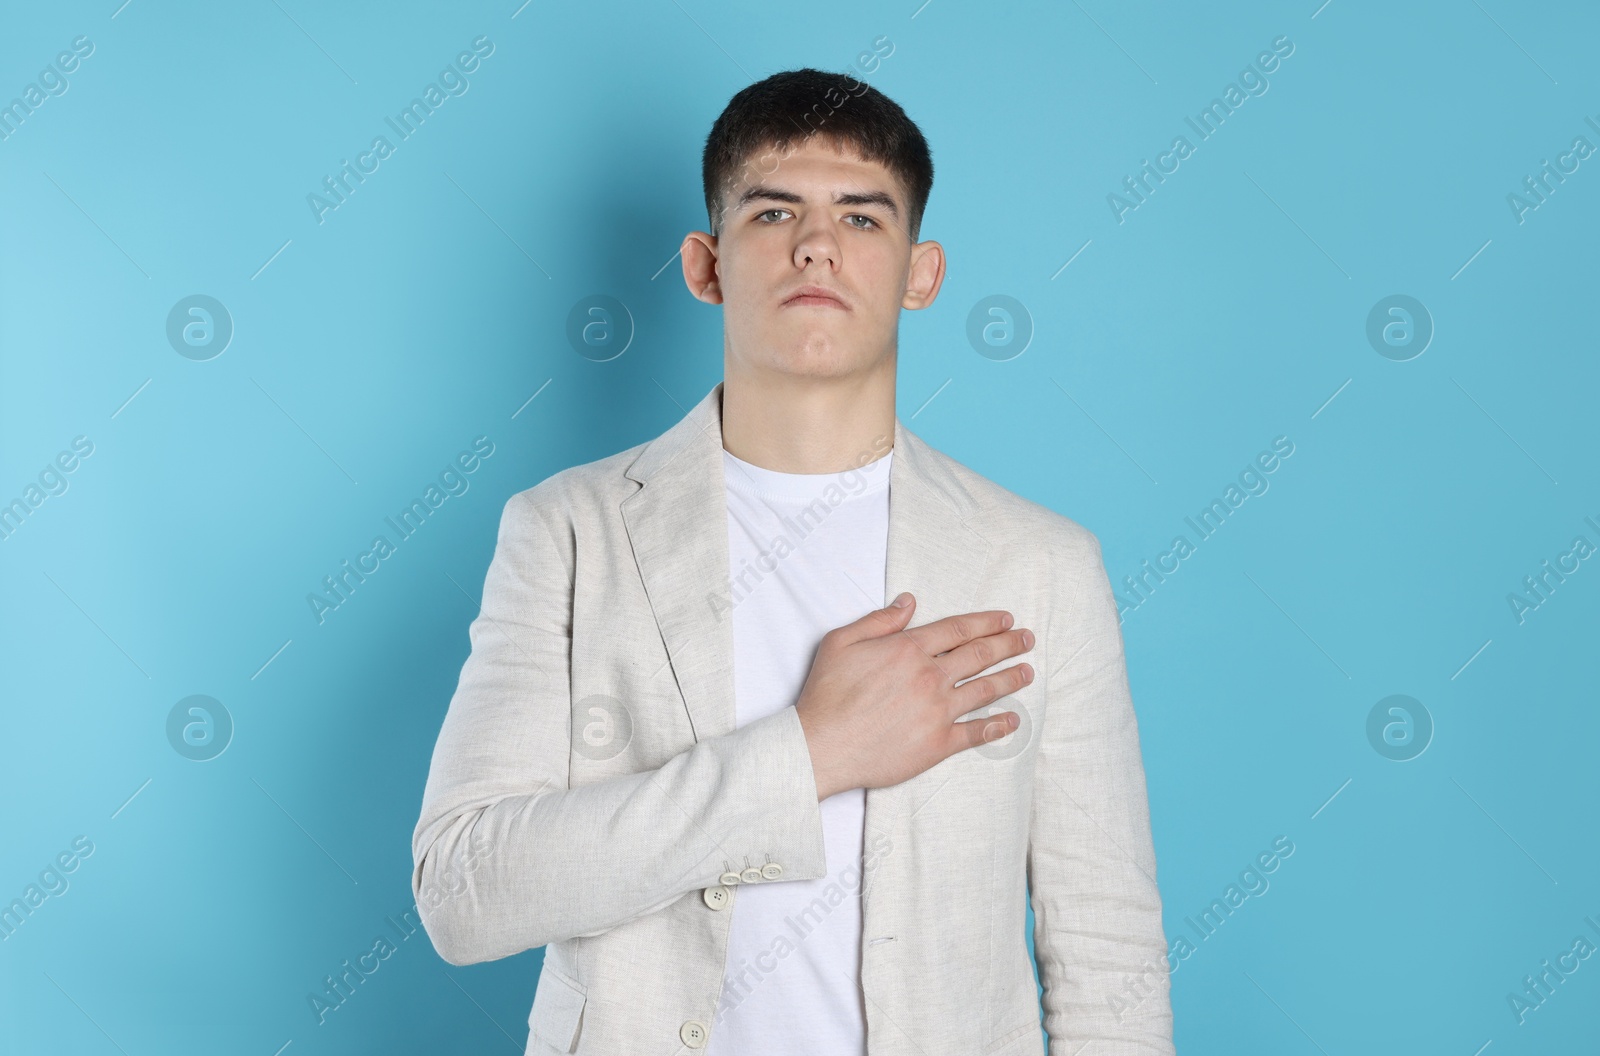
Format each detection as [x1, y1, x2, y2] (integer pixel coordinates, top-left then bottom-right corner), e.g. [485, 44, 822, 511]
[682, 135, 944, 382]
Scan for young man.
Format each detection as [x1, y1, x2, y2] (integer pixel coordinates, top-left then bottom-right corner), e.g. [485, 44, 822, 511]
[412, 68, 1174, 1055]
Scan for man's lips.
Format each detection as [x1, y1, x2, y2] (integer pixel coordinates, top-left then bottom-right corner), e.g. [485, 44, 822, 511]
[782, 286, 848, 309]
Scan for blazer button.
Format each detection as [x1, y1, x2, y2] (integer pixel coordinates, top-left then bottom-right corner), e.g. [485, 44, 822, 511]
[760, 863, 782, 880]
[719, 871, 742, 886]
[680, 1019, 709, 1047]
[702, 885, 731, 910]
[739, 867, 762, 884]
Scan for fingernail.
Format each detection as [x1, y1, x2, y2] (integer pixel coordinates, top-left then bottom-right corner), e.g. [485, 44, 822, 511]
[893, 592, 911, 608]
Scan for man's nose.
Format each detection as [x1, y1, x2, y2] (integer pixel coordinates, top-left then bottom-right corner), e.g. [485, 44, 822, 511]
[792, 218, 840, 269]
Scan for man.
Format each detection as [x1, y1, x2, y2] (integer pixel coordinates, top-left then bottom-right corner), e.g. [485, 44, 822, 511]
[412, 68, 1174, 1055]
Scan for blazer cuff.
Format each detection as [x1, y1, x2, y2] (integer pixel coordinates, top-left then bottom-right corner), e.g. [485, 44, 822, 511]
[717, 705, 828, 883]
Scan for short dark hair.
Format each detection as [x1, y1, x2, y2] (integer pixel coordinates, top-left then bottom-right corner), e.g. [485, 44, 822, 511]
[701, 67, 934, 241]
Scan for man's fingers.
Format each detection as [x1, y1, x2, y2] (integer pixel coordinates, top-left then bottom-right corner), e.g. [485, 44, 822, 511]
[943, 662, 1033, 720]
[952, 710, 1018, 752]
[938, 628, 1034, 687]
[908, 608, 1014, 656]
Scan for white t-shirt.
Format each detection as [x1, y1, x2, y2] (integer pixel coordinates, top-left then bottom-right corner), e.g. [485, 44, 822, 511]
[707, 443, 894, 1056]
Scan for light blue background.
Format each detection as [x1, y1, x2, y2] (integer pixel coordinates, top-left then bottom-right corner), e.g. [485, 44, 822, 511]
[3, 1, 1597, 1053]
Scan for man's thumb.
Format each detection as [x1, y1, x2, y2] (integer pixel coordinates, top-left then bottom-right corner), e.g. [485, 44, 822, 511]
[846, 592, 915, 641]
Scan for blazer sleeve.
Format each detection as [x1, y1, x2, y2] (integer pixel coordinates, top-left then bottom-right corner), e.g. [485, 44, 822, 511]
[411, 488, 830, 966]
[1027, 527, 1175, 1055]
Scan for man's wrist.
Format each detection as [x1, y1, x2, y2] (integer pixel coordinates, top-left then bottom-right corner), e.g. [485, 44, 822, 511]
[795, 707, 845, 801]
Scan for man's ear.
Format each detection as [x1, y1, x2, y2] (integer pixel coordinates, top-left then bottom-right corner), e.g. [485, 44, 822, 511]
[681, 230, 722, 305]
[901, 238, 945, 310]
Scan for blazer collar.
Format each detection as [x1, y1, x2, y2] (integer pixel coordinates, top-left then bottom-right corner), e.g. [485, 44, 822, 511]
[619, 381, 993, 750]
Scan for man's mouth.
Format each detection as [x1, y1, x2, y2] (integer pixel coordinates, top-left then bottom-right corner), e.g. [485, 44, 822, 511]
[782, 285, 848, 309]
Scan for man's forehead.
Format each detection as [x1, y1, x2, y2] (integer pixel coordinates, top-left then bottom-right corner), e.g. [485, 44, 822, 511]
[744, 133, 880, 172]
[730, 138, 903, 201]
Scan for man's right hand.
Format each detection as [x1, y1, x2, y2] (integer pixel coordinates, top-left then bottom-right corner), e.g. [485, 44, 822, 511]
[794, 592, 1035, 801]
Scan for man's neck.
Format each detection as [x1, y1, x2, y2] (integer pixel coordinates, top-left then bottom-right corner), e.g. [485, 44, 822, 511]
[720, 364, 896, 474]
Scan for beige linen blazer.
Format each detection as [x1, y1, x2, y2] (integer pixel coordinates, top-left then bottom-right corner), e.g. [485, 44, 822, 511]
[411, 381, 1175, 1055]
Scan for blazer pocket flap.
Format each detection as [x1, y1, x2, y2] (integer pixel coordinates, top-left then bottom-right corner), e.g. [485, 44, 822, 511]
[529, 967, 587, 1053]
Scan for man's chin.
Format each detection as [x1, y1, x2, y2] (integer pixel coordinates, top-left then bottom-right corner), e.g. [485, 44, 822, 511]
[730, 330, 841, 370]
[764, 343, 879, 379]
[729, 319, 890, 378]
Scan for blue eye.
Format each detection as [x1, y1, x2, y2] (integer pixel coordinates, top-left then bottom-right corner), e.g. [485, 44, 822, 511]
[757, 209, 791, 223]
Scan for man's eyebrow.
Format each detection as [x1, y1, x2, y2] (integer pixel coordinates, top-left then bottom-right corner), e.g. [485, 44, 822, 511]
[734, 187, 803, 210]
[836, 190, 900, 219]
[734, 185, 901, 220]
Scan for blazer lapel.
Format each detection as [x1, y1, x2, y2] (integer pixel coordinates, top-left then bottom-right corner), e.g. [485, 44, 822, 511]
[861, 411, 993, 928]
[620, 383, 738, 744]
